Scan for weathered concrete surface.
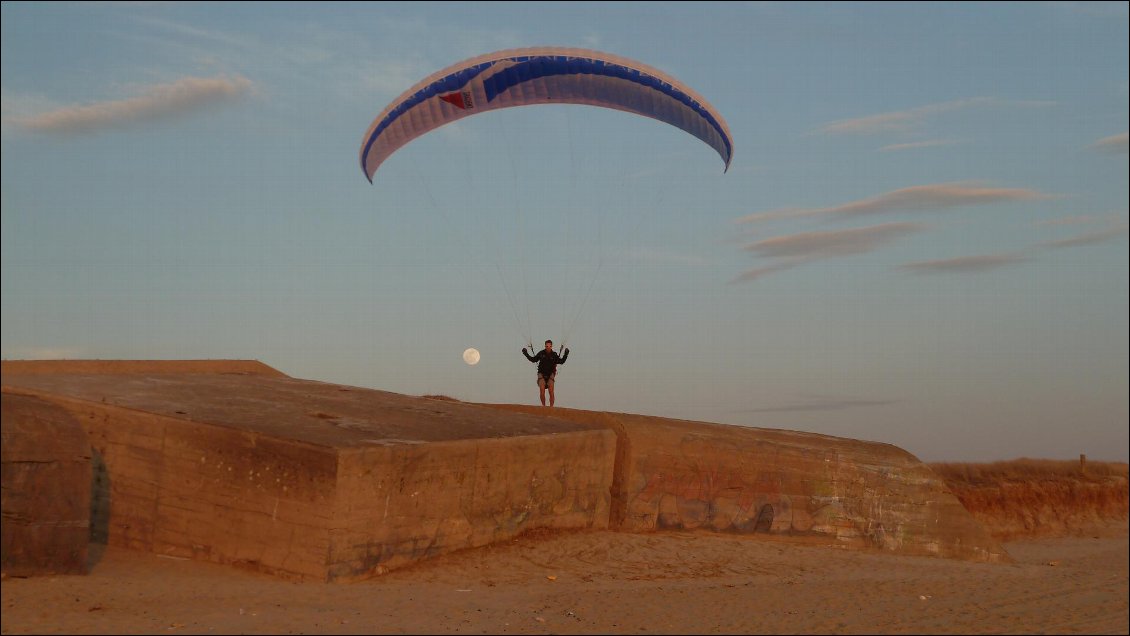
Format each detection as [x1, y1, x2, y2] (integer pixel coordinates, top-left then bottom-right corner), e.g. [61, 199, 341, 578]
[487, 405, 1011, 563]
[2, 361, 616, 581]
[1, 393, 92, 576]
[2, 359, 286, 377]
[333, 432, 613, 580]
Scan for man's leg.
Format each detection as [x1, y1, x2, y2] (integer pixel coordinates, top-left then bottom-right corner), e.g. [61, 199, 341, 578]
[538, 376, 547, 406]
[548, 384, 555, 407]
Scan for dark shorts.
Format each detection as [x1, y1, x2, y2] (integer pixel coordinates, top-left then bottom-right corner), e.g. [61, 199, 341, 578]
[537, 373, 555, 388]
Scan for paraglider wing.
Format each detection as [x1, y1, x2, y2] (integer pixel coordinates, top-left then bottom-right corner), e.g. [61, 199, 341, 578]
[360, 47, 734, 182]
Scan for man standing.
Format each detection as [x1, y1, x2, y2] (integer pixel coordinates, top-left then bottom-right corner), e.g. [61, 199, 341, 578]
[522, 340, 570, 406]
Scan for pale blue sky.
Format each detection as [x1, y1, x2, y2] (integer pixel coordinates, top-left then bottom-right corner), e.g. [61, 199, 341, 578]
[2, 2, 1127, 462]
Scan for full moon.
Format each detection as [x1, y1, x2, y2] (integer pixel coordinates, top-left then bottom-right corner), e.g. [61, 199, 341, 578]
[462, 348, 481, 366]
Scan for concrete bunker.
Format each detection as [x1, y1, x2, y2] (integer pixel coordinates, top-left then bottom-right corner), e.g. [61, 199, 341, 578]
[2, 360, 1009, 581]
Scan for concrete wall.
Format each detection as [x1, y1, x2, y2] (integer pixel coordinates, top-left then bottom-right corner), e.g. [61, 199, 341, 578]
[330, 430, 616, 581]
[152, 416, 339, 579]
[4, 394, 338, 579]
[2, 386, 617, 581]
[1, 394, 92, 576]
[490, 406, 1010, 563]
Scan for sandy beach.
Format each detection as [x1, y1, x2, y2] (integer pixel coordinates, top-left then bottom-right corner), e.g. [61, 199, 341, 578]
[2, 521, 1126, 635]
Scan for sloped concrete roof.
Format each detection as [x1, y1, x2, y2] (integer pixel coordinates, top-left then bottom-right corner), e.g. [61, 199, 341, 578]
[2, 360, 603, 448]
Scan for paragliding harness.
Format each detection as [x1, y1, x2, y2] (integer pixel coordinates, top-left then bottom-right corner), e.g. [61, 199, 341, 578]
[537, 370, 556, 388]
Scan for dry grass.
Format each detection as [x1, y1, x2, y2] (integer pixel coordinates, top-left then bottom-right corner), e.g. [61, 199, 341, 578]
[929, 457, 1128, 484]
[421, 394, 460, 402]
[929, 458, 1129, 539]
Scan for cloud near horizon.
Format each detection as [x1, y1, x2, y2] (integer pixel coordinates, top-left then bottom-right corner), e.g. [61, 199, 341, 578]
[1, 347, 89, 360]
[15, 75, 253, 135]
[736, 182, 1053, 224]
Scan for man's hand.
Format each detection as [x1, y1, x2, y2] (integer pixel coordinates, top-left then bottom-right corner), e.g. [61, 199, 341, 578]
[522, 348, 528, 354]
[563, 347, 570, 355]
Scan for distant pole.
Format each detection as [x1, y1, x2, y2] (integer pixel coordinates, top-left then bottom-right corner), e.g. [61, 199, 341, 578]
[1080, 453, 1087, 473]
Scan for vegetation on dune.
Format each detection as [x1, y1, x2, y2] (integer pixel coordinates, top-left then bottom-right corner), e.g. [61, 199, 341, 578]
[929, 458, 1129, 539]
[930, 457, 1128, 483]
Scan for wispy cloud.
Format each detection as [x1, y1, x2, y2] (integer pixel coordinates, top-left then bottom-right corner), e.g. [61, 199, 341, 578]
[1038, 226, 1128, 248]
[730, 261, 802, 284]
[356, 58, 437, 97]
[1, 92, 58, 131]
[128, 14, 346, 69]
[130, 15, 255, 52]
[1091, 132, 1128, 154]
[15, 75, 253, 135]
[815, 98, 993, 135]
[814, 97, 1053, 136]
[879, 139, 962, 152]
[901, 253, 1029, 273]
[736, 182, 1052, 224]
[736, 396, 897, 414]
[624, 247, 707, 266]
[731, 222, 922, 283]
[742, 222, 923, 259]
[896, 220, 1127, 275]
[1035, 215, 1101, 227]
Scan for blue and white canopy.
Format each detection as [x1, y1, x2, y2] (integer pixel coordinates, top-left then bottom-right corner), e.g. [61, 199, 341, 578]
[360, 47, 734, 182]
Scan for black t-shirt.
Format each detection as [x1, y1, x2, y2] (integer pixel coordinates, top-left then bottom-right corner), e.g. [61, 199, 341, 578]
[524, 348, 568, 377]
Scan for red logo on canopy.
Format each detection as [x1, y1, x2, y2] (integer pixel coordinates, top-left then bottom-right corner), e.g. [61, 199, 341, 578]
[439, 91, 473, 110]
